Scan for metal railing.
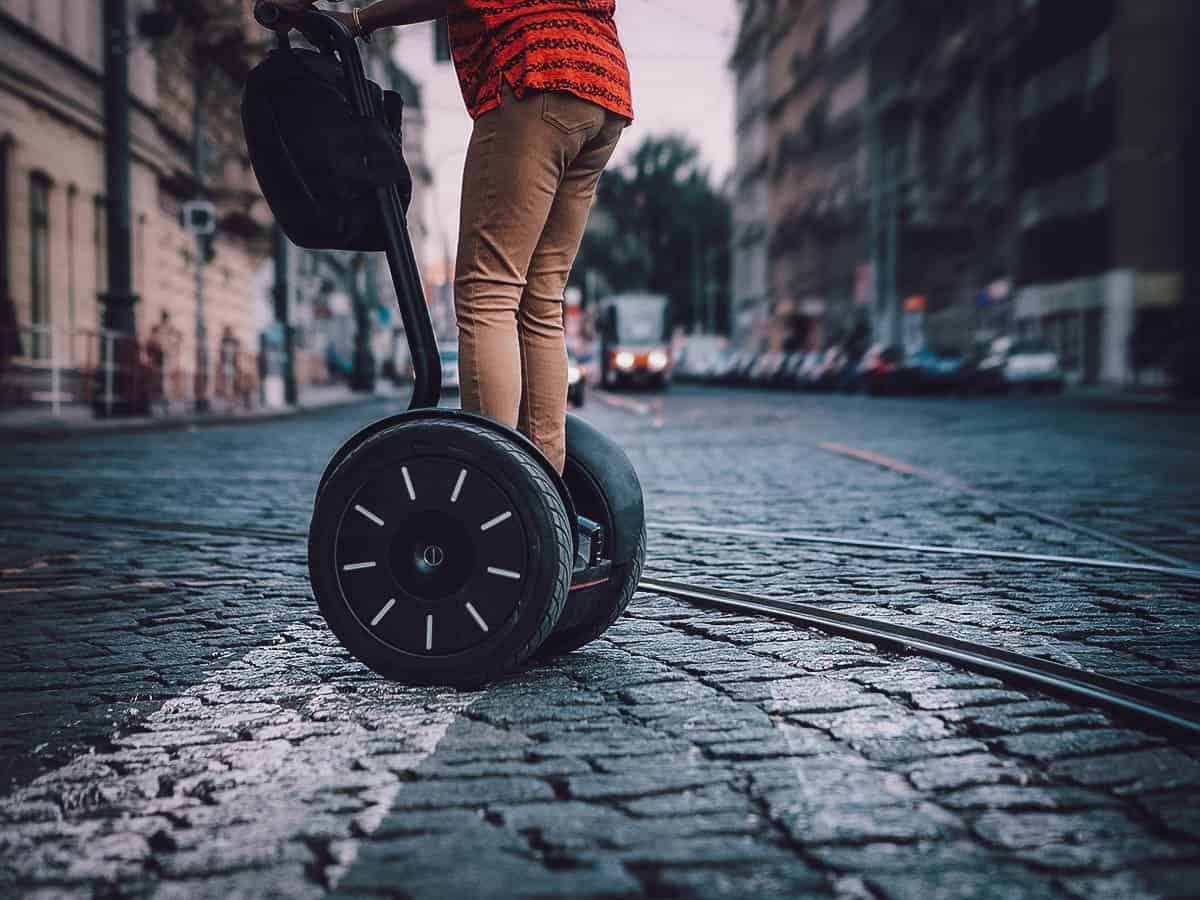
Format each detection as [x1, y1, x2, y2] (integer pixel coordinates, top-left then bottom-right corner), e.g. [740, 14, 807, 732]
[0, 323, 261, 418]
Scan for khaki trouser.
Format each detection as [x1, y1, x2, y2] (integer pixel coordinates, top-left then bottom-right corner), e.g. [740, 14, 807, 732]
[455, 80, 625, 473]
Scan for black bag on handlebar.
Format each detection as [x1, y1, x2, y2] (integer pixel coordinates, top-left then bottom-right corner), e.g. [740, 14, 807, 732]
[242, 47, 413, 252]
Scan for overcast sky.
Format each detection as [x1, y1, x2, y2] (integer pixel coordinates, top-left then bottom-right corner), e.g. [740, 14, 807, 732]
[383, 0, 739, 262]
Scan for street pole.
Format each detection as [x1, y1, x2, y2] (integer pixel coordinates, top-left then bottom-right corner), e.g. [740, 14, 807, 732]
[99, 0, 139, 415]
[884, 147, 900, 346]
[272, 225, 297, 406]
[192, 60, 211, 414]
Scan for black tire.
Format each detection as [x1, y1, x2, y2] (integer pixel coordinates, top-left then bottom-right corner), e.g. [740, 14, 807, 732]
[309, 416, 572, 686]
[538, 415, 646, 657]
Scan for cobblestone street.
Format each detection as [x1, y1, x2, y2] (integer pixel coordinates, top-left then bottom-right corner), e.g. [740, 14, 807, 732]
[2, 388, 1199, 898]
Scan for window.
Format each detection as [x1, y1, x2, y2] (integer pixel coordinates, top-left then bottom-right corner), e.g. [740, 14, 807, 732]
[30, 173, 51, 358]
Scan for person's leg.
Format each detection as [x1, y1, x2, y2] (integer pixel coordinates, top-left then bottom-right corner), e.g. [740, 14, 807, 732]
[517, 114, 625, 472]
[454, 82, 603, 430]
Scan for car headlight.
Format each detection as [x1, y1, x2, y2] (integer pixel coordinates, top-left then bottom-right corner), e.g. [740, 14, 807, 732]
[647, 350, 669, 372]
[568, 365, 582, 385]
[615, 351, 636, 370]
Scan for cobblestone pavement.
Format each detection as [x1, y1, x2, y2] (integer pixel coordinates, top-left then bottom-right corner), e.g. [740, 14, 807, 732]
[1, 388, 1199, 898]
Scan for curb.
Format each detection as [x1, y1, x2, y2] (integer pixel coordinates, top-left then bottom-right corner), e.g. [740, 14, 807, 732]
[0, 392, 391, 442]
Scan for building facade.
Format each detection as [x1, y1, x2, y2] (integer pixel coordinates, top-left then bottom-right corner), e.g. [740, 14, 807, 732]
[0, 0, 438, 414]
[728, 0, 772, 347]
[0, 0, 277, 412]
[731, 0, 873, 354]
[1012, 0, 1193, 385]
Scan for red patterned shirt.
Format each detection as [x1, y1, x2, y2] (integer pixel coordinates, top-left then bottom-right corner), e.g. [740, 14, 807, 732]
[447, 0, 634, 121]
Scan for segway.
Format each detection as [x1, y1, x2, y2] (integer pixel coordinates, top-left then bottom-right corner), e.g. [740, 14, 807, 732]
[247, 3, 645, 686]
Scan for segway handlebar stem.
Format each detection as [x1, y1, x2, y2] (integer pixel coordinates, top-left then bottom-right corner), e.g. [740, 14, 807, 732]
[252, 1, 442, 410]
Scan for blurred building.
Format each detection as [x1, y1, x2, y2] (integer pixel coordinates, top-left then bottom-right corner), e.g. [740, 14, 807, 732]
[730, 0, 1195, 385]
[0, 0, 437, 415]
[730, 0, 875, 354]
[728, 0, 771, 347]
[867, 0, 1022, 355]
[0, 0, 274, 412]
[1012, 0, 1194, 385]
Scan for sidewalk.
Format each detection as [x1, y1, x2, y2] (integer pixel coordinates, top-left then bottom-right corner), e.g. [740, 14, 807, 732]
[0, 382, 403, 440]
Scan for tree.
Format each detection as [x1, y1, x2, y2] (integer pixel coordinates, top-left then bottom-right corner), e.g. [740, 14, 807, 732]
[574, 134, 731, 334]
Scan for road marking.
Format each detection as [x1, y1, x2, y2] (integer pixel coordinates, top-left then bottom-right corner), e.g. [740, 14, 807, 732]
[371, 598, 397, 626]
[402, 466, 416, 501]
[487, 566, 521, 581]
[480, 511, 512, 532]
[342, 561, 377, 572]
[465, 602, 489, 632]
[355, 505, 385, 527]
[426, 614, 434, 650]
[817, 441, 1194, 569]
[451, 468, 467, 503]
[0, 621, 473, 894]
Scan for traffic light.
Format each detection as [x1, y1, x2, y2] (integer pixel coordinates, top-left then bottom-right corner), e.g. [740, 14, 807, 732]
[434, 17, 450, 63]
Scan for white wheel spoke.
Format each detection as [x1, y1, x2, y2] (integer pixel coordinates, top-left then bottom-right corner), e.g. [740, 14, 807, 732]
[480, 511, 513, 532]
[451, 468, 467, 503]
[402, 466, 416, 501]
[426, 614, 434, 650]
[370, 598, 397, 626]
[342, 561, 377, 572]
[354, 505, 385, 527]
[465, 603, 489, 633]
[486, 567, 521, 581]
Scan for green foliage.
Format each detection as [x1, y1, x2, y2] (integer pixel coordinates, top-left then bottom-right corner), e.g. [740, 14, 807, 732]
[575, 134, 731, 333]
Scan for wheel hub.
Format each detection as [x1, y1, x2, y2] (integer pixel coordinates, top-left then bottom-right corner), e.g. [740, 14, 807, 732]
[388, 511, 474, 601]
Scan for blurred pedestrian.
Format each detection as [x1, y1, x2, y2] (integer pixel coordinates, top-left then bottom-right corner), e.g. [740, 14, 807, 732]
[275, 0, 633, 472]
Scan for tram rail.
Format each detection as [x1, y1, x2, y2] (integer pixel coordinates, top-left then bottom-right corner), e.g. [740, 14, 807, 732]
[10, 507, 1200, 740]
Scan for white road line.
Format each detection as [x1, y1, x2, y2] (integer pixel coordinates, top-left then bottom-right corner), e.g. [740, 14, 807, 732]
[426, 614, 434, 650]
[402, 466, 416, 501]
[0, 621, 473, 894]
[480, 511, 513, 532]
[465, 602, 489, 632]
[451, 468, 468, 503]
[486, 567, 521, 581]
[370, 598, 397, 627]
[342, 561, 377, 572]
[355, 505, 385, 527]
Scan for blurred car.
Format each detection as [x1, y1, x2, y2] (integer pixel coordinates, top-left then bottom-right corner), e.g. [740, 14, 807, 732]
[568, 351, 586, 407]
[809, 347, 850, 391]
[857, 344, 907, 395]
[439, 342, 460, 392]
[908, 347, 965, 394]
[751, 351, 789, 387]
[1002, 337, 1064, 393]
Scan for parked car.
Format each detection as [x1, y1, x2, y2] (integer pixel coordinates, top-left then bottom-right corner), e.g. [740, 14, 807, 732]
[1002, 337, 1064, 393]
[907, 347, 965, 394]
[809, 346, 850, 391]
[857, 344, 908, 395]
[751, 351, 789, 387]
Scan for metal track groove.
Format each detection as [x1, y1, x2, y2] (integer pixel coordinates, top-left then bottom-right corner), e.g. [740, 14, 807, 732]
[638, 576, 1200, 740]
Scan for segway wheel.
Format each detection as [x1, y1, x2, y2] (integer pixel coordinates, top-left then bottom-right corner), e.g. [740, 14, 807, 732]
[538, 415, 646, 657]
[309, 417, 573, 686]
